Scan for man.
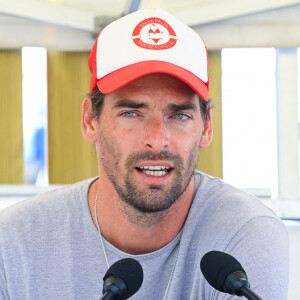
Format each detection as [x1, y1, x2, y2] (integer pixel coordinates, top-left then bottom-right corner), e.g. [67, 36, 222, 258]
[0, 8, 289, 300]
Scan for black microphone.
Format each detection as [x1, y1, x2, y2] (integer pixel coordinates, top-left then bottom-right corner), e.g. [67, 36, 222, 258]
[200, 251, 263, 300]
[100, 258, 143, 300]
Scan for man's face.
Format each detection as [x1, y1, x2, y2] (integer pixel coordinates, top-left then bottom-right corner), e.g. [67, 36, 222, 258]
[95, 74, 211, 213]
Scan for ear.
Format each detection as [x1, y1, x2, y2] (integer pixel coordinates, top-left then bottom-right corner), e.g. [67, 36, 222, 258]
[81, 97, 98, 144]
[200, 109, 213, 149]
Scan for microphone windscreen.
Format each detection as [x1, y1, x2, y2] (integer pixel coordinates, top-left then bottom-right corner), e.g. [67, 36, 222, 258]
[103, 258, 144, 298]
[200, 250, 246, 292]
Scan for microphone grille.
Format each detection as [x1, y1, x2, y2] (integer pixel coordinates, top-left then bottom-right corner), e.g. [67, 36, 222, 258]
[200, 250, 246, 292]
[103, 258, 144, 298]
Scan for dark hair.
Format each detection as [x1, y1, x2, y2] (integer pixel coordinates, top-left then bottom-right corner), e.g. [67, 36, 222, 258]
[199, 97, 212, 123]
[87, 86, 212, 122]
[86, 86, 106, 119]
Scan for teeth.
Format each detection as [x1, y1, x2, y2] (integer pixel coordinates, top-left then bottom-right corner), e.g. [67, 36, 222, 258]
[139, 166, 170, 171]
[143, 170, 168, 176]
[137, 165, 171, 176]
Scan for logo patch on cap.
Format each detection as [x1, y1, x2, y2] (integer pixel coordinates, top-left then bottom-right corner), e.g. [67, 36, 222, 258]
[132, 17, 177, 50]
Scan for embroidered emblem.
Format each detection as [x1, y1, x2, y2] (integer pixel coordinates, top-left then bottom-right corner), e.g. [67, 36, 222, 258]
[132, 17, 178, 50]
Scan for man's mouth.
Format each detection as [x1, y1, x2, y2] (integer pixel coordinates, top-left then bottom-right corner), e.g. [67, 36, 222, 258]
[136, 166, 172, 177]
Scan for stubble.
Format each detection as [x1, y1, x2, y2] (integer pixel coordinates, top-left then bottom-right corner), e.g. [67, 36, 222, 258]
[98, 131, 201, 226]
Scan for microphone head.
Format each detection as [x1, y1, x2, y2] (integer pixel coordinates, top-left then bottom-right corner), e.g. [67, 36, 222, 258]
[200, 250, 247, 293]
[103, 258, 144, 299]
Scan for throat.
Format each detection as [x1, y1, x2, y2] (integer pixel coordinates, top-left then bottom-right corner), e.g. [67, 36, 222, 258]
[104, 219, 176, 255]
[120, 197, 169, 227]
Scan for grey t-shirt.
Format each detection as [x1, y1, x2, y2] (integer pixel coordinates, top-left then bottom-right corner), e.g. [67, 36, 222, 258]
[0, 171, 289, 299]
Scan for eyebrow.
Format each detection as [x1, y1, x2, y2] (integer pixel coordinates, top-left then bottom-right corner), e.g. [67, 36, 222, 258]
[167, 103, 198, 112]
[113, 99, 149, 109]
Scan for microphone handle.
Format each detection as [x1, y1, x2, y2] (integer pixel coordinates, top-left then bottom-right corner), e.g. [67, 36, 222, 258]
[100, 290, 117, 300]
[240, 286, 264, 300]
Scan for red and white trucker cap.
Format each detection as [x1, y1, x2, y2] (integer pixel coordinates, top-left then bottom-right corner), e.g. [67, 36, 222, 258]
[88, 8, 209, 101]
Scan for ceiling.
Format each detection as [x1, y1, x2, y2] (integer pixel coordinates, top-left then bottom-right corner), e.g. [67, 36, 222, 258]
[0, 0, 300, 50]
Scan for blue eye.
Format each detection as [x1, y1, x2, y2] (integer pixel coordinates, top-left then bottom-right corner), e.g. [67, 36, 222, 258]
[173, 113, 190, 120]
[122, 111, 138, 117]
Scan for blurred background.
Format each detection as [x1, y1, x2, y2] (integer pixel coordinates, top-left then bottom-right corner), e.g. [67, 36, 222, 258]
[0, 0, 299, 299]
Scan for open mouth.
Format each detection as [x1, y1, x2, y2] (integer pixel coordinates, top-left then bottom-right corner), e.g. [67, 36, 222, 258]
[135, 166, 173, 177]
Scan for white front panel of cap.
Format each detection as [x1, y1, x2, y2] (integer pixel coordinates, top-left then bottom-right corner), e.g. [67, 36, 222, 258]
[96, 9, 208, 83]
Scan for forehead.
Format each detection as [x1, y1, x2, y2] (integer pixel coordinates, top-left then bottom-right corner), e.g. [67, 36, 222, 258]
[106, 73, 200, 108]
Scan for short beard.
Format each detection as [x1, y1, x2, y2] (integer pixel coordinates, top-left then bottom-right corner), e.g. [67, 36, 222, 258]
[103, 149, 199, 226]
[125, 151, 195, 212]
[97, 125, 201, 226]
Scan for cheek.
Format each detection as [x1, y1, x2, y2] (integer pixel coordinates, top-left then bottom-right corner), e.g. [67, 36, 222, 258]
[179, 130, 202, 151]
[117, 126, 145, 150]
[97, 127, 136, 169]
[97, 130, 120, 162]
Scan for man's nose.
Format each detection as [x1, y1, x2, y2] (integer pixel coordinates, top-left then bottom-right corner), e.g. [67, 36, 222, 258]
[143, 116, 170, 152]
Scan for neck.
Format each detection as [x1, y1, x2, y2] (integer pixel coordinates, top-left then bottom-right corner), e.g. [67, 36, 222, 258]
[88, 177, 194, 255]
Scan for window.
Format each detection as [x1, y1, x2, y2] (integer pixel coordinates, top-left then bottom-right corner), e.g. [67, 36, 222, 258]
[221, 48, 277, 198]
[22, 47, 48, 185]
[222, 48, 300, 218]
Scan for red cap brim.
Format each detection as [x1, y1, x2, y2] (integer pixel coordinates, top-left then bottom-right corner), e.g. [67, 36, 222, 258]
[96, 61, 209, 101]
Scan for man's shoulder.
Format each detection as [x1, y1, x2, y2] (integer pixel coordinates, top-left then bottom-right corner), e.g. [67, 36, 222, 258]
[188, 171, 287, 260]
[0, 177, 97, 237]
[193, 170, 278, 220]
